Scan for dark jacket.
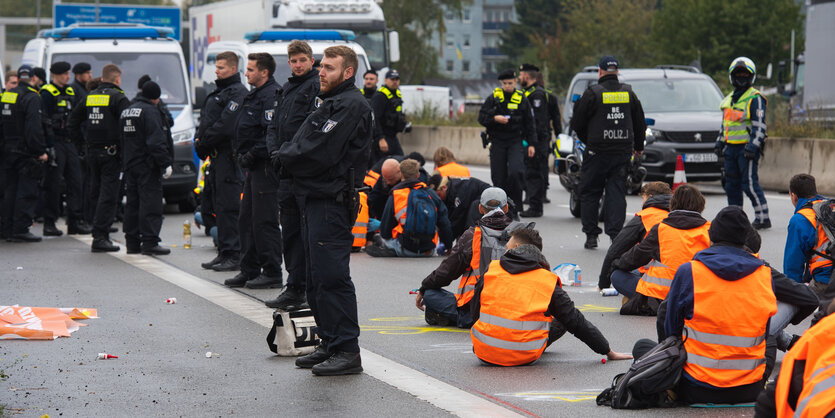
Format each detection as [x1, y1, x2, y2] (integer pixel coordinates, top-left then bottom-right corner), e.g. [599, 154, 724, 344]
[236, 77, 280, 159]
[268, 69, 320, 160]
[570, 74, 646, 154]
[613, 209, 707, 272]
[784, 195, 832, 284]
[471, 245, 611, 355]
[360, 86, 376, 102]
[69, 79, 88, 105]
[278, 78, 372, 198]
[120, 96, 172, 171]
[69, 82, 130, 147]
[599, 194, 671, 287]
[420, 212, 512, 292]
[0, 82, 46, 156]
[196, 73, 247, 156]
[524, 84, 552, 150]
[370, 86, 405, 139]
[380, 179, 453, 248]
[40, 83, 75, 146]
[478, 89, 538, 145]
[444, 177, 492, 239]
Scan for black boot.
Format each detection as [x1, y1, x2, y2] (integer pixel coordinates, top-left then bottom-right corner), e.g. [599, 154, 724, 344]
[584, 234, 598, 249]
[43, 220, 63, 236]
[311, 351, 363, 376]
[201, 254, 224, 269]
[519, 209, 543, 218]
[7, 232, 42, 243]
[91, 238, 120, 252]
[265, 286, 307, 310]
[295, 343, 331, 368]
[224, 272, 253, 288]
[67, 221, 93, 235]
[211, 254, 241, 272]
[142, 245, 171, 256]
[245, 274, 283, 289]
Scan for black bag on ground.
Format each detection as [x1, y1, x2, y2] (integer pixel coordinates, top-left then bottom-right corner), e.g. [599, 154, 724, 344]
[266, 309, 319, 357]
[619, 293, 662, 316]
[596, 336, 687, 409]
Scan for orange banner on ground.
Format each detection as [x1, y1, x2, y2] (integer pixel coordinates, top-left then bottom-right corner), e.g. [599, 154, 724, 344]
[0, 306, 98, 340]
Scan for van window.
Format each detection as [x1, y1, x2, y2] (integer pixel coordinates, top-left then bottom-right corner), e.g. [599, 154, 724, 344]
[52, 52, 188, 105]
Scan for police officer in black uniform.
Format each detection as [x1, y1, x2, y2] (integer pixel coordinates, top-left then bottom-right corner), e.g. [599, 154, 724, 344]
[265, 40, 320, 310]
[360, 69, 377, 101]
[570, 56, 646, 249]
[370, 69, 407, 165]
[120, 81, 173, 255]
[70, 63, 92, 103]
[195, 51, 247, 272]
[518, 63, 551, 218]
[477, 69, 537, 219]
[1, 65, 49, 242]
[69, 62, 93, 225]
[69, 64, 131, 252]
[279, 45, 372, 376]
[224, 52, 283, 289]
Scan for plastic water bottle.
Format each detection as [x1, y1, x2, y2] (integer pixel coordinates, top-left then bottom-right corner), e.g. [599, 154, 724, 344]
[601, 288, 619, 296]
[183, 220, 192, 249]
[572, 266, 582, 287]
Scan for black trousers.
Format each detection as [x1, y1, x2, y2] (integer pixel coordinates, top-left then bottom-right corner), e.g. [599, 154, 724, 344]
[489, 139, 524, 215]
[211, 150, 242, 256]
[2, 151, 41, 236]
[81, 150, 95, 224]
[124, 163, 163, 248]
[201, 163, 217, 231]
[579, 151, 629, 238]
[296, 194, 360, 354]
[279, 181, 306, 288]
[524, 145, 548, 212]
[41, 141, 84, 223]
[370, 133, 403, 167]
[238, 159, 283, 278]
[88, 147, 122, 239]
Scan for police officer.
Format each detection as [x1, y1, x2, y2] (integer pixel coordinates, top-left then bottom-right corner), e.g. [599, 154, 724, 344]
[518, 64, 550, 218]
[570, 56, 646, 249]
[120, 81, 173, 255]
[278, 45, 372, 376]
[1, 65, 49, 242]
[39, 61, 91, 236]
[194, 51, 247, 272]
[714, 57, 771, 230]
[370, 69, 407, 164]
[224, 52, 283, 289]
[360, 69, 377, 101]
[265, 40, 320, 310]
[69, 62, 93, 225]
[477, 69, 537, 219]
[70, 63, 92, 105]
[69, 64, 131, 252]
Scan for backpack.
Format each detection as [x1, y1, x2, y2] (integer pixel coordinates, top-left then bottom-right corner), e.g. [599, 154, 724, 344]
[266, 309, 319, 357]
[596, 335, 687, 409]
[811, 199, 835, 263]
[477, 221, 534, 273]
[399, 187, 438, 253]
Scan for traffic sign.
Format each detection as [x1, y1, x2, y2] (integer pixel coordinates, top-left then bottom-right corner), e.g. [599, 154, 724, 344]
[54, 3, 182, 40]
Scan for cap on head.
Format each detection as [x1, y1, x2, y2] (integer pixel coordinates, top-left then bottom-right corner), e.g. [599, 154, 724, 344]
[480, 187, 508, 210]
[385, 69, 400, 79]
[141, 81, 161, 100]
[72, 62, 92, 75]
[519, 63, 539, 73]
[50, 61, 71, 75]
[708, 206, 751, 246]
[17, 65, 34, 79]
[497, 69, 516, 80]
[598, 55, 619, 72]
[33, 67, 47, 81]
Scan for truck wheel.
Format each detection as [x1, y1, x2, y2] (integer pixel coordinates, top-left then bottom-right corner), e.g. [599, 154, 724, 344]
[569, 191, 581, 218]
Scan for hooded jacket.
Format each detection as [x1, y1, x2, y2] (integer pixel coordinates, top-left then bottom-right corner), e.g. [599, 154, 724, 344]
[784, 195, 832, 284]
[613, 209, 706, 272]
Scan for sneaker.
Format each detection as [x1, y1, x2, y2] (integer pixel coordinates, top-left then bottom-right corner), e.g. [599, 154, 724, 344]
[584, 234, 598, 249]
[311, 351, 363, 376]
[295, 343, 331, 369]
[224, 272, 253, 288]
[264, 286, 307, 310]
[211, 255, 240, 272]
[752, 219, 772, 230]
[201, 254, 224, 269]
[245, 274, 283, 289]
[43, 221, 63, 237]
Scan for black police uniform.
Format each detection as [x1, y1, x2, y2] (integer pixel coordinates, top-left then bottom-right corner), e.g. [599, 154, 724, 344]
[267, 68, 319, 293]
[120, 96, 172, 250]
[360, 86, 376, 102]
[278, 78, 372, 360]
[1, 81, 47, 240]
[442, 177, 491, 240]
[477, 87, 537, 216]
[370, 85, 406, 164]
[195, 72, 247, 265]
[69, 82, 131, 247]
[235, 77, 283, 284]
[570, 73, 646, 241]
[522, 83, 551, 216]
[69, 76, 92, 223]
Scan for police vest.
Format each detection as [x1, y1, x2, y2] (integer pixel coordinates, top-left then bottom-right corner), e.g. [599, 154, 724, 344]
[798, 201, 833, 276]
[363, 169, 381, 188]
[635, 206, 669, 274]
[391, 182, 438, 244]
[436, 162, 470, 178]
[720, 87, 765, 145]
[683, 260, 776, 388]
[586, 84, 635, 152]
[378, 86, 406, 131]
[455, 225, 512, 307]
[471, 260, 560, 366]
[352, 191, 369, 248]
[775, 312, 835, 418]
[493, 88, 524, 114]
[41, 83, 75, 136]
[636, 221, 710, 300]
[0, 85, 39, 141]
[85, 86, 125, 145]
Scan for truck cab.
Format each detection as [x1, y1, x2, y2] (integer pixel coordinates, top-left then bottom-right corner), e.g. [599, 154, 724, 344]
[22, 24, 198, 211]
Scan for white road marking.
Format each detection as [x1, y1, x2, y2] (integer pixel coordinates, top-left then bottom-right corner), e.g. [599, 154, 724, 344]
[70, 235, 521, 418]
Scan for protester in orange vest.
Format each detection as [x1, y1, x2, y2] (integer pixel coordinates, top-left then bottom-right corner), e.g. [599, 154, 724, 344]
[415, 187, 523, 328]
[470, 228, 633, 366]
[433, 146, 471, 178]
[611, 184, 709, 314]
[427, 174, 492, 241]
[366, 153, 430, 220]
[598, 181, 672, 290]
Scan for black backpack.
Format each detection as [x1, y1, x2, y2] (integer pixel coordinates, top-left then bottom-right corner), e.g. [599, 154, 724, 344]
[597, 335, 687, 409]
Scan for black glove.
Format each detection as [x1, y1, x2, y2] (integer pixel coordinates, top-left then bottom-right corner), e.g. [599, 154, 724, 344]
[713, 141, 724, 158]
[269, 150, 281, 172]
[238, 152, 255, 169]
[194, 141, 209, 160]
[743, 143, 759, 160]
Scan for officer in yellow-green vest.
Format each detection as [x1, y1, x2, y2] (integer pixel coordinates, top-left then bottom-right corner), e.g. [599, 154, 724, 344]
[370, 69, 408, 165]
[714, 57, 770, 230]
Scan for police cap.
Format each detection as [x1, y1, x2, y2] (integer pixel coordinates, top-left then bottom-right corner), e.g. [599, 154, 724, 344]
[17, 65, 34, 79]
[50, 61, 71, 75]
[141, 81, 161, 100]
[598, 55, 619, 71]
[385, 69, 400, 79]
[72, 62, 92, 75]
[497, 69, 516, 80]
[33, 67, 47, 81]
[519, 63, 539, 73]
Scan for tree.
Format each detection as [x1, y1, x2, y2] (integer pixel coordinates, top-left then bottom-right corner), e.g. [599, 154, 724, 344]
[499, 0, 563, 64]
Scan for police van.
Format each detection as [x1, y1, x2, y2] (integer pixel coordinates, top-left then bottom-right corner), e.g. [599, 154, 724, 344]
[22, 24, 198, 212]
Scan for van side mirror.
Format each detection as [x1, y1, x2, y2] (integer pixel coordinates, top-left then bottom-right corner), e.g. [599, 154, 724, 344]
[388, 31, 400, 63]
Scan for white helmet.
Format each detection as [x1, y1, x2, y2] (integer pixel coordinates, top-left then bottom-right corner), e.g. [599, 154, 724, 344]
[728, 57, 756, 84]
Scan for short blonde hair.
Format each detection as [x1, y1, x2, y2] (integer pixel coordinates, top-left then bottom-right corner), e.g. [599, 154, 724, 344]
[400, 159, 420, 181]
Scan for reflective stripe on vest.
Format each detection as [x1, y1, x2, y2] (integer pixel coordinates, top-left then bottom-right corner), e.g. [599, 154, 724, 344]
[493, 88, 523, 110]
[793, 364, 835, 418]
[352, 192, 369, 247]
[478, 312, 550, 332]
[437, 162, 470, 178]
[379, 86, 402, 112]
[471, 328, 547, 352]
[635, 221, 710, 300]
[798, 204, 833, 274]
[775, 313, 835, 418]
[363, 169, 380, 188]
[720, 87, 762, 145]
[636, 207, 669, 274]
[456, 227, 483, 307]
[683, 260, 776, 388]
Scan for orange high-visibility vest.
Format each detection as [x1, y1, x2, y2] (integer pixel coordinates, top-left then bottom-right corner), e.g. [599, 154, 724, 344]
[363, 169, 381, 188]
[471, 260, 559, 366]
[455, 227, 482, 307]
[352, 192, 369, 247]
[683, 260, 776, 388]
[635, 206, 669, 274]
[390, 182, 438, 245]
[635, 221, 710, 300]
[775, 312, 835, 418]
[798, 201, 833, 275]
[436, 162, 471, 178]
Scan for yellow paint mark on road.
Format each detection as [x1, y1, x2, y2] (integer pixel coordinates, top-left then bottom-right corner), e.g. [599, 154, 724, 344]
[361, 325, 468, 335]
[368, 316, 424, 322]
[576, 304, 618, 313]
[498, 391, 600, 402]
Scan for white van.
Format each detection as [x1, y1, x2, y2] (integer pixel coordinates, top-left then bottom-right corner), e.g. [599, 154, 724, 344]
[22, 24, 198, 211]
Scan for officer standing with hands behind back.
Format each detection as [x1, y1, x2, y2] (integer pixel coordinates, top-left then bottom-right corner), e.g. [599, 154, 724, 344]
[518, 63, 550, 218]
[370, 69, 407, 164]
[571, 56, 646, 249]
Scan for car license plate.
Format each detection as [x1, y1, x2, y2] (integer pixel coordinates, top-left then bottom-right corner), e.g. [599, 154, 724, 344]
[684, 153, 718, 163]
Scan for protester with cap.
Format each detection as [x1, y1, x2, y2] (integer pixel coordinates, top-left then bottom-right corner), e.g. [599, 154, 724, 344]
[119, 81, 173, 255]
[38, 61, 91, 236]
[370, 69, 408, 165]
[426, 173, 491, 240]
[70, 62, 92, 104]
[360, 69, 377, 101]
[517, 63, 550, 218]
[1, 65, 49, 242]
[571, 56, 647, 249]
[414, 186, 522, 328]
[478, 69, 537, 220]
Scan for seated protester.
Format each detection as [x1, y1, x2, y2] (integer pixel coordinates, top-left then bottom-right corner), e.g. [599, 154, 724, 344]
[470, 228, 633, 367]
[368, 159, 452, 257]
[427, 174, 492, 241]
[415, 187, 522, 328]
[405, 151, 431, 184]
[611, 184, 710, 315]
[598, 181, 672, 290]
[366, 152, 430, 219]
[433, 146, 471, 178]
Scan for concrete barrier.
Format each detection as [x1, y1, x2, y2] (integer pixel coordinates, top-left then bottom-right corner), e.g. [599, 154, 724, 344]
[400, 125, 490, 166]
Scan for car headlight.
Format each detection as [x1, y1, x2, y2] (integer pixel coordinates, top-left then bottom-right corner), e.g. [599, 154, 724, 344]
[645, 128, 663, 144]
[172, 127, 196, 144]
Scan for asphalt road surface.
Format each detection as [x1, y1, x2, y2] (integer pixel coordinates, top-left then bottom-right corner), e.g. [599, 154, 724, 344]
[2, 165, 802, 417]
